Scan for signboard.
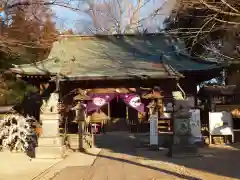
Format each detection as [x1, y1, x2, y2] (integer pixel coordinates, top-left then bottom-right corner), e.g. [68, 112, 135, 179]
[189, 109, 201, 137]
[189, 109, 202, 143]
[149, 114, 158, 145]
[209, 112, 233, 136]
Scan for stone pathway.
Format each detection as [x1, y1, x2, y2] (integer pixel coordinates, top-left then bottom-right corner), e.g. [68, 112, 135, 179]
[0, 151, 60, 180]
[51, 132, 197, 180]
[0, 148, 100, 180]
[34, 148, 101, 180]
[53, 149, 191, 180]
[52, 132, 240, 180]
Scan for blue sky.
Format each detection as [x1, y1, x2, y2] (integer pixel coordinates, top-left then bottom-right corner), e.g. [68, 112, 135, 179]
[52, 0, 176, 33]
[51, 4, 89, 32]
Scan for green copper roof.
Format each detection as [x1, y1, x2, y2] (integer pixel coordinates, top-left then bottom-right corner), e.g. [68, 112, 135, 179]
[10, 34, 222, 80]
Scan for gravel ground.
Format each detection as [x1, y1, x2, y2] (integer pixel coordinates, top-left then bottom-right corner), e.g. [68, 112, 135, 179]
[52, 132, 240, 180]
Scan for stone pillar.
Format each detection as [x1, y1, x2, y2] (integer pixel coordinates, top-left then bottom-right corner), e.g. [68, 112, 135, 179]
[168, 100, 199, 157]
[35, 93, 66, 159]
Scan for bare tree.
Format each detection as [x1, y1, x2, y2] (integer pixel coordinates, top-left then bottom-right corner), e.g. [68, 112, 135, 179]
[165, 0, 240, 62]
[83, 0, 171, 34]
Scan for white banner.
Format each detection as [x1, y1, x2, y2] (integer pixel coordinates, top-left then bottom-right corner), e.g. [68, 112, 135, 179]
[209, 112, 233, 136]
[149, 114, 158, 145]
[189, 109, 202, 143]
[189, 109, 201, 138]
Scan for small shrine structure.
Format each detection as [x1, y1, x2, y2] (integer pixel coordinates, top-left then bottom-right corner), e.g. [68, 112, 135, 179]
[198, 85, 240, 144]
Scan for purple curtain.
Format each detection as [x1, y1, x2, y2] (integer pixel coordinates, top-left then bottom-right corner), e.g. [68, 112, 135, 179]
[87, 93, 117, 112]
[120, 94, 145, 113]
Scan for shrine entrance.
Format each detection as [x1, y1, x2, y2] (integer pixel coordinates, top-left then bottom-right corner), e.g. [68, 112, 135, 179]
[108, 97, 128, 131]
[110, 97, 126, 119]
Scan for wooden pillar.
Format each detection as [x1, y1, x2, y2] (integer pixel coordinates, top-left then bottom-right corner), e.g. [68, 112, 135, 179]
[76, 101, 85, 151]
[107, 102, 111, 130]
[126, 106, 129, 125]
[209, 97, 214, 145]
[167, 98, 174, 157]
[78, 120, 84, 151]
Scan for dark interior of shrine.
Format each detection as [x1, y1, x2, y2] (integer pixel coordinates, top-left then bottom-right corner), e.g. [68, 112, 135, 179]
[110, 97, 126, 119]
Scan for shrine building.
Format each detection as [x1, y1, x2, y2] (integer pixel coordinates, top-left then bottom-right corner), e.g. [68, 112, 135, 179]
[8, 34, 223, 157]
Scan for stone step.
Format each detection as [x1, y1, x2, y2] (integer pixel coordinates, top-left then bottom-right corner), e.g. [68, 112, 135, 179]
[38, 137, 64, 147]
[35, 146, 66, 159]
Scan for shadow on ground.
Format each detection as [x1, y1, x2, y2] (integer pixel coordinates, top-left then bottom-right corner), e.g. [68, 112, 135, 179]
[85, 132, 240, 180]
